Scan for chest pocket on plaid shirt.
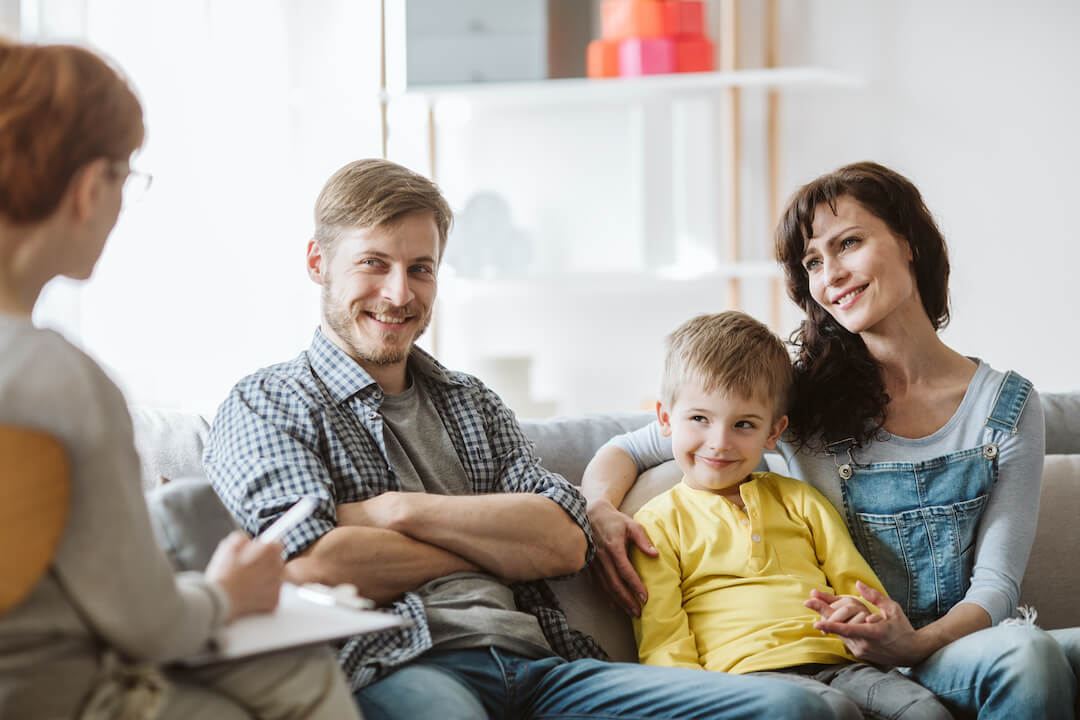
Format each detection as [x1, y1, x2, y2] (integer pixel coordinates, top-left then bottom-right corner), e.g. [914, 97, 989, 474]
[461, 441, 498, 486]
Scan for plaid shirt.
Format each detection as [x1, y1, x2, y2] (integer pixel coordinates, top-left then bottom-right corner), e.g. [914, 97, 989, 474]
[204, 329, 608, 689]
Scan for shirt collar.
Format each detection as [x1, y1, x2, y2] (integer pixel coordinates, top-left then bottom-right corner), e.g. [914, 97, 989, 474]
[308, 327, 462, 405]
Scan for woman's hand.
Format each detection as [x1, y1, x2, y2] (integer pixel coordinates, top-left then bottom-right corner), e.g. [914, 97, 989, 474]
[805, 581, 930, 667]
[205, 530, 285, 622]
[586, 498, 657, 617]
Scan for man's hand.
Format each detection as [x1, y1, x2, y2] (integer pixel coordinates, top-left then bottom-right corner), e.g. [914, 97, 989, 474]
[806, 581, 927, 666]
[586, 498, 657, 617]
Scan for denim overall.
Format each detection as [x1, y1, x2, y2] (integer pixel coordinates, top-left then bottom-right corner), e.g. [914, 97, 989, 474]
[826, 371, 1033, 629]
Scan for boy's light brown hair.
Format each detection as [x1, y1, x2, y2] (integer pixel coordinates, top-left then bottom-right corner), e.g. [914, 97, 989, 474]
[660, 311, 793, 417]
[314, 158, 453, 260]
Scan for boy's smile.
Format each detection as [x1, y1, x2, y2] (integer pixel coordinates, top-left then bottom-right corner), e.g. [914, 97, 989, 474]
[657, 385, 788, 505]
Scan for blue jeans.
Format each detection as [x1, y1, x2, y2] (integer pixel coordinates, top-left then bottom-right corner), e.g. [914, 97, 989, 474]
[354, 647, 839, 720]
[904, 624, 1077, 719]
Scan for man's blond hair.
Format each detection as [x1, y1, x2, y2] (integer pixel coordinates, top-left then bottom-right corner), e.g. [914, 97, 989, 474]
[314, 158, 453, 258]
[661, 311, 793, 417]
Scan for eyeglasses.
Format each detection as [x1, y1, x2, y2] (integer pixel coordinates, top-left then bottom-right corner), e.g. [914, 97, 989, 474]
[121, 168, 153, 207]
[108, 161, 153, 207]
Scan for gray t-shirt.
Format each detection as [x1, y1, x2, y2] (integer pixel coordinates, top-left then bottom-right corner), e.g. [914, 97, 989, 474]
[379, 373, 552, 658]
[608, 360, 1044, 626]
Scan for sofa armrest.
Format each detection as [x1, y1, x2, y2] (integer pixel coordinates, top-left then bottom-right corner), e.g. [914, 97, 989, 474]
[147, 477, 238, 572]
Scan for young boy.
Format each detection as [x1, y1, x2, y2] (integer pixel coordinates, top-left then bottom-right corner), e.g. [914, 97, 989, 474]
[631, 312, 950, 720]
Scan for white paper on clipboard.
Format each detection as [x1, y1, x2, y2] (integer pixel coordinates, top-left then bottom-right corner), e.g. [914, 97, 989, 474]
[179, 583, 406, 666]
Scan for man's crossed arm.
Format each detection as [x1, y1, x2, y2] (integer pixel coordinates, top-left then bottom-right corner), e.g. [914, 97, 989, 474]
[286, 492, 587, 605]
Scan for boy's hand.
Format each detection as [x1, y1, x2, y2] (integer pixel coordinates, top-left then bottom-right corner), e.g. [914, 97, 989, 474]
[806, 581, 926, 666]
[805, 589, 882, 626]
[586, 498, 657, 617]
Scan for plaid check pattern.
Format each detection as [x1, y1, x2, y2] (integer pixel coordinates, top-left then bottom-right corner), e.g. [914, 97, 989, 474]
[204, 329, 608, 689]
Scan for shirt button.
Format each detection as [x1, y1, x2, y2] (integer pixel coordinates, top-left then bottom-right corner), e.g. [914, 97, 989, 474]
[751, 534, 761, 543]
[368, 411, 377, 420]
[740, 517, 750, 525]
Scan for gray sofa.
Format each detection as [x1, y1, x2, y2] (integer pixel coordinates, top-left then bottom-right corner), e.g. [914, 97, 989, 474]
[140, 393, 1080, 666]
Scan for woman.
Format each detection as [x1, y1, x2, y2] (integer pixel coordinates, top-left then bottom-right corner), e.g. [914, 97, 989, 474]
[583, 161, 1079, 718]
[0, 40, 359, 719]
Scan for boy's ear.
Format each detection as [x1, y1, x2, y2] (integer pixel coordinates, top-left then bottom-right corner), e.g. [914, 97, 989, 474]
[656, 400, 673, 437]
[764, 414, 789, 450]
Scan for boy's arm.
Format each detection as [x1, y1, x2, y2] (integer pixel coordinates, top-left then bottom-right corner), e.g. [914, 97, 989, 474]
[631, 510, 704, 670]
[801, 483, 888, 600]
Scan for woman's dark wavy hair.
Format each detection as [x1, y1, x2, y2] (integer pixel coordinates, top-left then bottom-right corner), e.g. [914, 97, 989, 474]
[774, 161, 951, 449]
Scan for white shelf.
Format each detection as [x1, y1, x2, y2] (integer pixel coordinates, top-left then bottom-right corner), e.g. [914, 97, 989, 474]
[442, 264, 783, 296]
[389, 67, 859, 108]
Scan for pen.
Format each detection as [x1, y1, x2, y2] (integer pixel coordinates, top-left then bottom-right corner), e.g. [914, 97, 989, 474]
[257, 497, 317, 544]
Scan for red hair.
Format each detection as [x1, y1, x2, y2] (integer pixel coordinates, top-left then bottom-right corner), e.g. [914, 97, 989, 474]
[0, 39, 144, 223]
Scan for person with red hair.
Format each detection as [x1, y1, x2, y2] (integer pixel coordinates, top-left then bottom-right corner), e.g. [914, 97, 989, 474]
[0, 39, 360, 720]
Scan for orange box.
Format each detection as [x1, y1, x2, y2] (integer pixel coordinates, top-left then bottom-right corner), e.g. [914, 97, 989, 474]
[663, 1, 705, 37]
[587, 39, 620, 78]
[601, 0, 665, 41]
[675, 35, 715, 73]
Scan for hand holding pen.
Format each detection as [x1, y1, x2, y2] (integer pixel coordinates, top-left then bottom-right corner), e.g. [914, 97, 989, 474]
[204, 497, 317, 622]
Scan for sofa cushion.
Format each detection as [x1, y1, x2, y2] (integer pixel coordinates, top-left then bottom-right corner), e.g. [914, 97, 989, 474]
[548, 460, 683, 663]
[130, 407, 210, 492]
[1043, 392, 1080, 456]
[519, 412, 653, 487]
[1020, 453, 1080, 629]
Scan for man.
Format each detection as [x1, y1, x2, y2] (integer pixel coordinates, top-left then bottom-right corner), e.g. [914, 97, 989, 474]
[204, 158, 839, 719]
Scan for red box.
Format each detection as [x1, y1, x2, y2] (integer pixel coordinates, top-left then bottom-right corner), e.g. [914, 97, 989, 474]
[675, 35, 715, 72]
[587, 39, 620, 78]
[619, 36, 676, 76]
[602, 0, 665, 41]
[664, 1, 705, 37]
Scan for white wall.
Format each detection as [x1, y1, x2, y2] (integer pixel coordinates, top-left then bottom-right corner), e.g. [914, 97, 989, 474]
[30, 0, 386, 417]
[435, 0, 1080, 417]
[26, 1, 1080, 418]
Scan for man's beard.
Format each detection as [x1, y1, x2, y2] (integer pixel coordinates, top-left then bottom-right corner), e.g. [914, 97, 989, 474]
[322, 282, 430, 367]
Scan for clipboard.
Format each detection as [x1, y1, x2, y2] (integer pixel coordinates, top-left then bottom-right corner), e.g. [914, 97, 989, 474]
[179, 583, 406, 666]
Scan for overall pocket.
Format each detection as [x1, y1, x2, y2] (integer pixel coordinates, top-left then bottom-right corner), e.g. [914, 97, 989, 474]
[853, 493, 989, 627]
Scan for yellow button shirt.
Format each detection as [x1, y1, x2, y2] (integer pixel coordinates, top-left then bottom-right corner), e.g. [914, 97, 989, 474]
[631, 472, 887, 674]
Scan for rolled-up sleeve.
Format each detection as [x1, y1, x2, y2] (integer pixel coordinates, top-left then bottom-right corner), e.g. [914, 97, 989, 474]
[204, 375, 338, 559]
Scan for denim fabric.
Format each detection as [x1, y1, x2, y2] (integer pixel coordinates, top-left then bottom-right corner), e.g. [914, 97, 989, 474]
[1050, 627, 1080, 717]
[753, 662, 951, 720]
[905, 625, 1076, 720]
[354, 647, 841, 720]
[827, 371, 1031, 628]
